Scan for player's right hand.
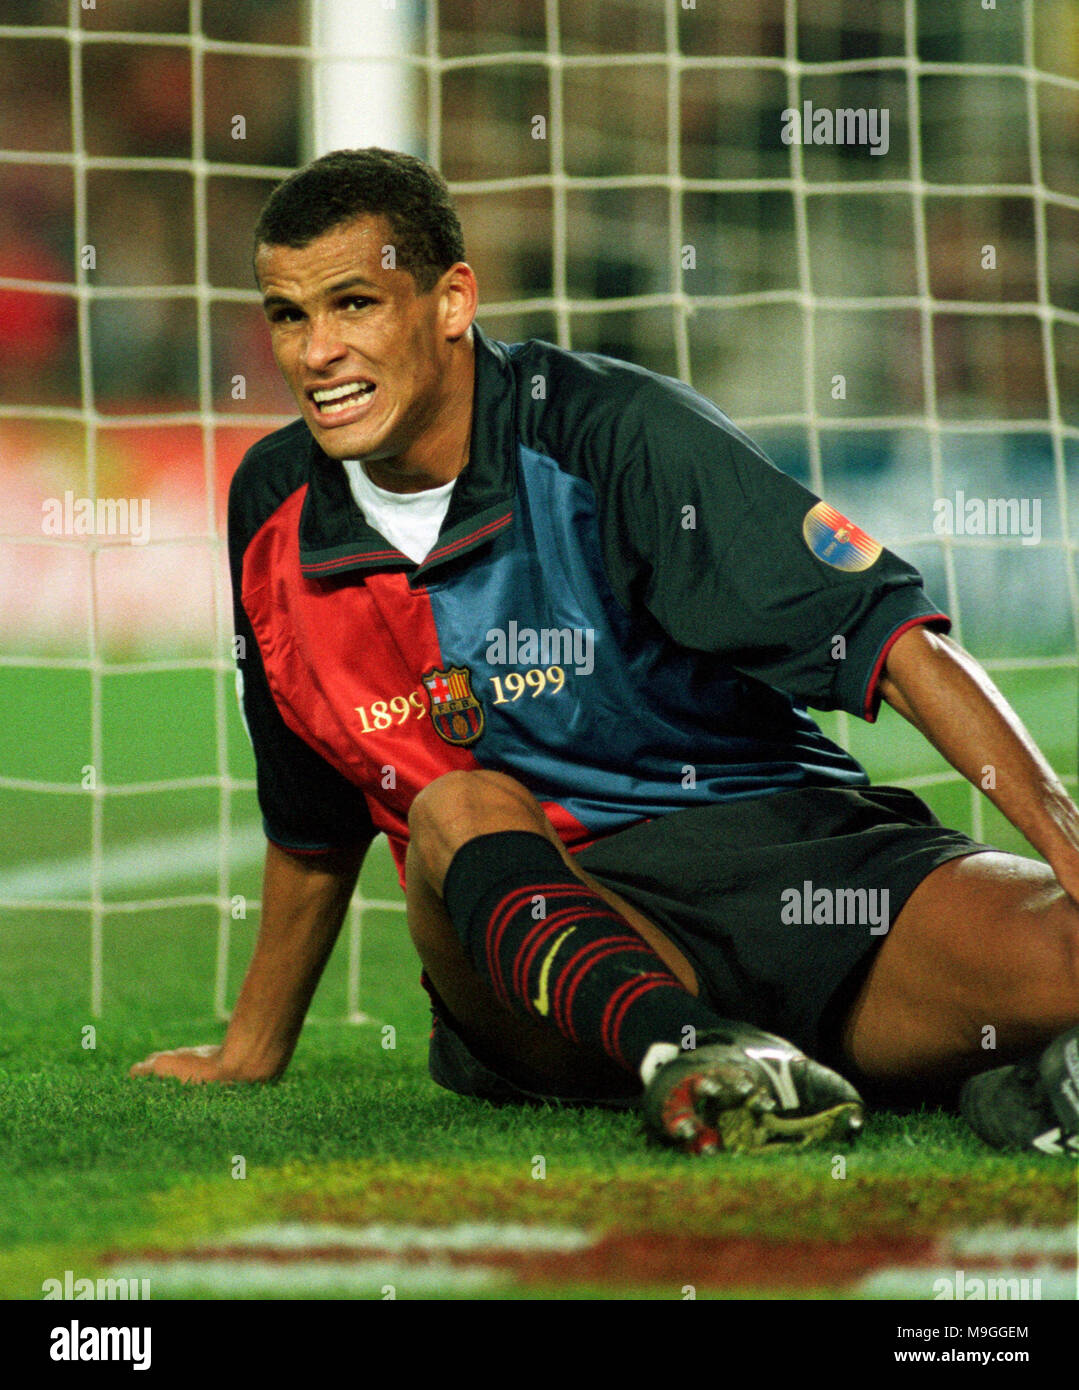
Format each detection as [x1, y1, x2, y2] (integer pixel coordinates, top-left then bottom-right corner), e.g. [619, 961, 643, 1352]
[129, 1044, 238, 1084]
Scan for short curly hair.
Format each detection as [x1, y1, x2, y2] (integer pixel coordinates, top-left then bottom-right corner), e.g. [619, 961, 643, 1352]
[253, 148, 465, 293]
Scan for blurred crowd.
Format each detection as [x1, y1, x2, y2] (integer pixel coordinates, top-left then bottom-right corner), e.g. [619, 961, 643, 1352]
[1, 0, 1076, 426]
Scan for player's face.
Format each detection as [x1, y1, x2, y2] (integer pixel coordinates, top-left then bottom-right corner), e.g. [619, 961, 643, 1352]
[256, 216, 476, 473]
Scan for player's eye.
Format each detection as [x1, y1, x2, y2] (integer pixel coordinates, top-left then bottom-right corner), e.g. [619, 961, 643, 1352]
[342, 295, 373, 310]
[267, 306, 302, 323]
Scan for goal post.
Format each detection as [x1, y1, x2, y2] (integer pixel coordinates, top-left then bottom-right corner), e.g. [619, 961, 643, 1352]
[307, 0, 421, 158]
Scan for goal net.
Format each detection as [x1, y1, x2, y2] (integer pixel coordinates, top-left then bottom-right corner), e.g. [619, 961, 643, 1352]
[1, 0, 1076, 1021]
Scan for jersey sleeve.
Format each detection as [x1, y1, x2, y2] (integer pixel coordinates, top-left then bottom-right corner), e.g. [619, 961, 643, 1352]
[233, 603, 377, 853]
[229, 461, 376, 855]
[598, 375, 949, 721]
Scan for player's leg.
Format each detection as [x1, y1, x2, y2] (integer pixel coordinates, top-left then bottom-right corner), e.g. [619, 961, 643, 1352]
[405, 797, 647, 1097]
[406, 768, 699, 988]
[406, 768, 864, 1150]
[841, 849, 1079, 1087]
[405, 767, 707, 1096]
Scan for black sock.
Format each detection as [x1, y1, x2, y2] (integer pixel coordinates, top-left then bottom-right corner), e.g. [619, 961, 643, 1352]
[441, 830, 720, 1074]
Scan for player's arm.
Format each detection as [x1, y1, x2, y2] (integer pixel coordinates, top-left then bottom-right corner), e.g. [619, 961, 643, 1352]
[878, 625, 1079, 901]
[134, 444, 383, 1084]
[130, 837, 369, 1083]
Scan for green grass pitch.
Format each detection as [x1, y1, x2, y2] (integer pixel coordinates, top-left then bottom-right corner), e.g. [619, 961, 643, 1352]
[0, 662, 1075, 1298]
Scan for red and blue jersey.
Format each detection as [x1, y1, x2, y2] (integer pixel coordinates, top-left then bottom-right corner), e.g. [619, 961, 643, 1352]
[229, 326, 949, 883]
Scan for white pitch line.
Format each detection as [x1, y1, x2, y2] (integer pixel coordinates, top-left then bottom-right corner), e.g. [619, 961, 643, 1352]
[943, 1225, 1079, 1260]
[857, 1266, 1076, 1301]
[859, 1225, 1079, 1300]
[119, 1259, 494, 1296]
[223, 1222, 594, 1253]
[111, 1223, 597, 1298]
[0, 822, 268, 900]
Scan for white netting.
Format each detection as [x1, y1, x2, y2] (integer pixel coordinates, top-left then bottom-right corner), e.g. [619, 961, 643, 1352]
[1, 0, 1076, 1017]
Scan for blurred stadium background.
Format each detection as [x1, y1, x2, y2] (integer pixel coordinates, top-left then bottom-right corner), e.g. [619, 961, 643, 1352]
[2, 0, 1078, 1027]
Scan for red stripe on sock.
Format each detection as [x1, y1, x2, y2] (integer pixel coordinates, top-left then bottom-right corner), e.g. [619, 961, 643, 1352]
[482, 882, 621, 1010]
[511, 917, 563, 1002]
[484, 886, 534, 1007]
[602, 974, 681, 1068]
[510, 910, 589, 1006]
[554, 938, 651, 1041]
[483, 882, 576, 1005]
[510, 903, 621, 1007]
[510, 901, 608, 994]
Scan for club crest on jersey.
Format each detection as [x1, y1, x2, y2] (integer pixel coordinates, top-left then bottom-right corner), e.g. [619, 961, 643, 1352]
[802, 501, 882, 572]
[422, 665, 485, 747]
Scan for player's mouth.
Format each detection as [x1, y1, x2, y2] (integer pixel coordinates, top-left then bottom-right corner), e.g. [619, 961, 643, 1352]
[308, 379, 377, 424]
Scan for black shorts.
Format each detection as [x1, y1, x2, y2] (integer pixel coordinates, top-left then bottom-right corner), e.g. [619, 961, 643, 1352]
[425, 784, 992, 1105]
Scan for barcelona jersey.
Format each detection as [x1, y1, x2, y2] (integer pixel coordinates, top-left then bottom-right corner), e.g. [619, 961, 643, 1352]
[229, 326, 949, 883]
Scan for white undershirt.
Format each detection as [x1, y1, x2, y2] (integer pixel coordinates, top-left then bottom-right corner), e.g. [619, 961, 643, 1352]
[342, 459, 456, 565]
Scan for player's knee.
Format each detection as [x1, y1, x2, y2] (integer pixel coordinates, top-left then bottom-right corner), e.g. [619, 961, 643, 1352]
[409, 767, 531, 833]
[407, 769, 543, 884]
[1017, 891, 1079, 1032]
[1052, 895, 1079, 1013]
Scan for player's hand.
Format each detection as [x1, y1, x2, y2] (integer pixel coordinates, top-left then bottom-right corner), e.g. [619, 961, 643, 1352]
[129, 1044, 242, 1084]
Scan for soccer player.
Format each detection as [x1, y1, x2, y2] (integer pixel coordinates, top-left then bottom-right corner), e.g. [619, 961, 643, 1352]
[133, 149, 1079, 1157]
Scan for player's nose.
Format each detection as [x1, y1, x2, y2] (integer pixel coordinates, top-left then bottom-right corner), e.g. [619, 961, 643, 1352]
[302, 315, 348, 372]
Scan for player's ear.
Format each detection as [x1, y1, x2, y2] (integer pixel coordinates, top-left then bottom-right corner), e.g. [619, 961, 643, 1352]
[439, 261, 478, 341]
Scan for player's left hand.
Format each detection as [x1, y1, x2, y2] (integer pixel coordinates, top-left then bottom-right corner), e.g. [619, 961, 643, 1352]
[129, 1044, 236, 1084]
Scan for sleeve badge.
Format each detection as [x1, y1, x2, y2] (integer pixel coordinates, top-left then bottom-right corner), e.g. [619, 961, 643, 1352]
[802, 501, 883, 572]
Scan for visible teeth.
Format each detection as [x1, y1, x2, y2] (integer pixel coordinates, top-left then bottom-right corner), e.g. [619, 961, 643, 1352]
[313, 382, 374, 409]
